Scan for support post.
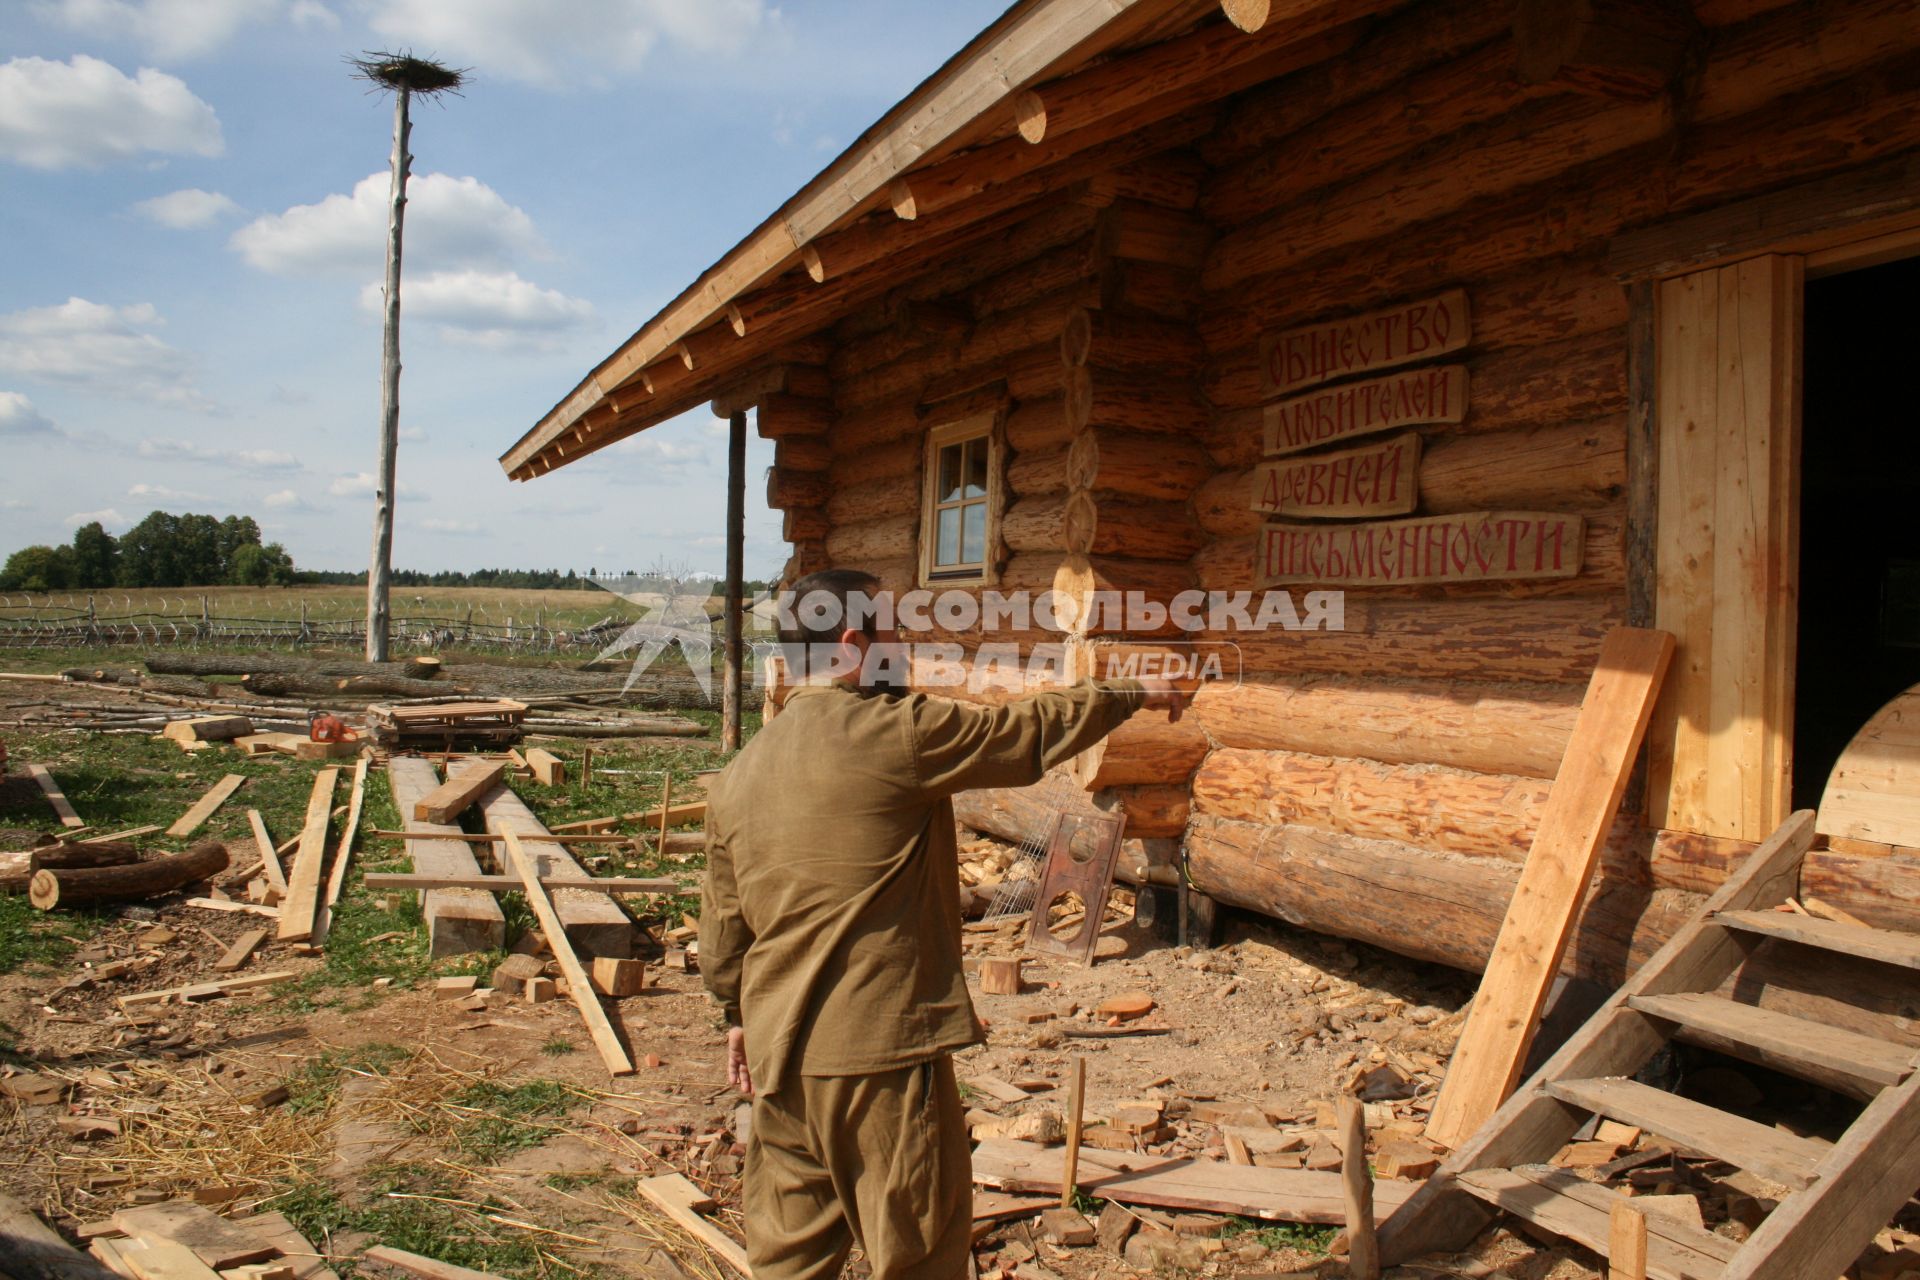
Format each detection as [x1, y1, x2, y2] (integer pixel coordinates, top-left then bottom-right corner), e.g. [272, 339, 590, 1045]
[723, 408, 747, 751]
[366, 83, 411, 662]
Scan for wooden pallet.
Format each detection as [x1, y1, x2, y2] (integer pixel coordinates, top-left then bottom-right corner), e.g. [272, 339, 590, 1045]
[1378, 810, 1920, 1280]
[366, 700, 526, 750]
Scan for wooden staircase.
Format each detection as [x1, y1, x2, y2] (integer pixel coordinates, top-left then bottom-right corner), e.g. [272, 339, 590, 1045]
[1376, 810, 1920, 1280]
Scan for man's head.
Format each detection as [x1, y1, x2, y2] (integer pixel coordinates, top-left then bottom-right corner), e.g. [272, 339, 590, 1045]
[778, 568, 906, 695]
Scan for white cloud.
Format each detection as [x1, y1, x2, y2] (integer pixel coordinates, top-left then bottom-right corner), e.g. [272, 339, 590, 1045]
[416, 516, 481, 535]
[0, 298, 209, 409]
[358, 269, 594, 346]
[134, 187, 241, 229]
[128, 481, 209, 500]
[65, 507, 127, 527]
[262, 488, 310, 509]
[231, 172, 546, 277]
[137, 438, 299, 470]
[362, 0, 770, 88]
[288, 0, 337, 30]
[36, 0, 279, 60]
[0, 391, 58, 436]
[328, 472, 418, 497]
[0, 55, 222, 169]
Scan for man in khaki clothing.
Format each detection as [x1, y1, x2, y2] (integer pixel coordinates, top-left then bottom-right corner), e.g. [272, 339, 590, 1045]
[702, 569, 1190, 1279]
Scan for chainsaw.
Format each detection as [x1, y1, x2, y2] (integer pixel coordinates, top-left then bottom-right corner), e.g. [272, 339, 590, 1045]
[308, 711, 359, 744]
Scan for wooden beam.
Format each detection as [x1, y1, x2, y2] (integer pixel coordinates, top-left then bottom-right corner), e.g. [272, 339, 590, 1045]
[522, 748, 566, 787]
[246, 810, 288, 900]
[1219, 0, 1345, 32]
[387, 758, 505, 959]
[362, 1246, 506, 1280]
[26, 764, 84, 829]
[501, 829, 634, 1075]
[478, 780, 633, 957]
[724, 408, 747, 752]
[1340, 1095, 1380, 1280]
[312, 756, 368, 946]
[275, 769, 339, 943]
[632, 1176, 749, 1275]
[1515, 0, 1696, 100]
[362, 872, 682, 894]
[165, 774, 245, 840]
[368, 830, 633, 845]
[411, 759, 505, 824]
[1424, 628, 1675, 1150]
[552, 800, 707, 833]
[212, 928, 268, 973]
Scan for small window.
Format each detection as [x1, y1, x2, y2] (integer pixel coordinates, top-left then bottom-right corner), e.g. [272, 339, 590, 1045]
[919, 411, 1000, 586]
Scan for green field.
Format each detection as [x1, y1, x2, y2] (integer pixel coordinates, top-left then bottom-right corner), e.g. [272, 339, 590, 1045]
[0, 584, 653, 630]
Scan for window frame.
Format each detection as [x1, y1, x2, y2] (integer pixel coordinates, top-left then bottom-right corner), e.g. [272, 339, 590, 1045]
[917, 409, 1004, 589]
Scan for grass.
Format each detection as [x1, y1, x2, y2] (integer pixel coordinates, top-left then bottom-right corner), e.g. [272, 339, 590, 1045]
[444, 1078, 577, 1162]
[273, 1164, 557, 1280]
[285, 1042, 412, 1115]
[1220, 1218, 1338, 1255]
[0, 892, 96, 974]
[539, 1037, 576, 1057]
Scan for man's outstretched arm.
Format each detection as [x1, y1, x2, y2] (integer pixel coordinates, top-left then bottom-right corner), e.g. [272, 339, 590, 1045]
[700, 826, 754, 1095]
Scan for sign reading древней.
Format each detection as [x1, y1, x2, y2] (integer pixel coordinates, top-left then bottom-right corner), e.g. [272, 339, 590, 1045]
[1253, 433, 1420, 519]
[1255, 511, 1585, 587]
[1263, 365, 1466, 456]
[1260, 289, 1471, 397]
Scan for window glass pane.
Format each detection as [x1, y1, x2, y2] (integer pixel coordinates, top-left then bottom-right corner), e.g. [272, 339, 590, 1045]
[962, 502, 986, 565]
[937, 443, 963, 504]
[963, 438, 989, 499]
[935, 506, 962, 566]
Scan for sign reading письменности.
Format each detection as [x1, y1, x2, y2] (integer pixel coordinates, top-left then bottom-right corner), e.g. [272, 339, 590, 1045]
[1254, 511, 1585, 588]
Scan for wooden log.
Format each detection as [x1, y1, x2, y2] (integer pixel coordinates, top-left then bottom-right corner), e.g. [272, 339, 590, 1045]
[1105, 259, 1200, 321]
[335, 675, 450, 697]
[767, 467, 830, 512]
[1064, 492, 1204, 561]
[1071, 713, 1210, 790]
[1060, 310, 1203, 372]
[1052, 555, 1196, 634]
[0, 842, 141, 895]
[755, 393, 834, 440]
[30, 840, 230, 910]
[1190, 678, 1581, 780]
[782, 507, 830, 544]
[830, 436, 918, 488]
[1515, 0, 1696, 99]
[773, 435, 832, 473]
[1081, 152, 1210, 212]
[1007, 445, 1071, 497]
[1111, 784, 1190, 839]
[1067, 428, 1212, 502]
[1002, 494, 1075, 555]
[161, 716, 252, 744]
[971, 242, 1103, 318]
[1098, 202, 1212, 268]
[1065, 366, 1206, 435]
[824, 514, 917, 565]
[825, 475, 919, 525]
[412, 761, 505, 825]
[1005, 395, 1074, 452]
[387, 757, 506, 958]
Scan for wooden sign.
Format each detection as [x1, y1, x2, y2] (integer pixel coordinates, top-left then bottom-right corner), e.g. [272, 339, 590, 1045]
[1255, 510, 1584, 587]
[1252, 433, 1420, 519]
[1264, 365, 1467, 456]
[1261, 289, 1471, 396]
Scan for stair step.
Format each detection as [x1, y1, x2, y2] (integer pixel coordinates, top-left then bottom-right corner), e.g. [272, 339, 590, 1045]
[1717, 909, 1920, 969]
[1630, 993, 1916, 1095]
[1544, 1076, 1830, 1190]
[1455, 1166, 1734, 1280]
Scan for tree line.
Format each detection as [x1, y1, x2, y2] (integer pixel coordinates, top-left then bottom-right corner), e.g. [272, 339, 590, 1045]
[0, 513, 296, 591]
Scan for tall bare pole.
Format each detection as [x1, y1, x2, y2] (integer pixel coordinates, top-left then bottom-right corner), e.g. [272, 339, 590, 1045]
[350, 52, 465, 663]
[722, 409, 747, 750]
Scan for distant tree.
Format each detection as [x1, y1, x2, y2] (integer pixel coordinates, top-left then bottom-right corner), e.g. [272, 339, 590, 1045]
[69, 521, 118, 587]
[229, 541, 295, 586]
[117, 511, 180, 586]
[0, 544, 76, 591]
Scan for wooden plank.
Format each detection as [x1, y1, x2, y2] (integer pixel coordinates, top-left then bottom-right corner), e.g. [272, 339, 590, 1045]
[246, 811, 287, 899]
[113, 1241, 222, 1280]
[479, 782, 631, 958]
[1262, 367, 1466, 456]
[1453, 1167, 1734, 1280]
[1818, 688, 1920, 848]
[1339, 1095, 1379, 1280]
[522, 748, 566, 787]
[186, 899, 278, 918]
[26, 764, 84, 828]
[971, 1138, 1417, 1224]
[112, 1203, 276, 1270]
[386, 758, 505, 959]
[362, 873, 682, 894]
[1255, 511, 1584, 588]
[633, 1175, 748, 1275]
[1251, 433, 1420, 519]
[1648, 256, 1800, 841]
[360, 1247, 504, 1280]
[83, 825, 161, 844]
[1376, 811, 1814, 1266]
[0, 1189, 127, 1280]
[212, 928, 268, 973]
[312, 757, 368, 946]
[275, 769, 339, 943]
[410, 761, 504, 825]
[1628, 992, 1915, 1094]
[366, 831, 634, 845]
[1424, 626, 1676, 1150]
[550, 800, 706, 833]
[1259, 289, 1469, 395]
[160, 717, 251, 745]
[1718, 1055, 1920, 1279]
[119, 972, 295, 1007]
[227, 1214, 334, 1280]
[1610, 1201, 1649, 1280]
[1714, 909, 1920, 970]
[1544, 1076, 1827, 1189]
[500, 829, 633, 1076]
[166, 775, 245, 840]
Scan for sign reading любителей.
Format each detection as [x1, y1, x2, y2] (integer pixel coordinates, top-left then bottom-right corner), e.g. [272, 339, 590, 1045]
[1255, 510, 1584, 587]
[1263, 365, 1467, 456]
[1252, 433, 1420, 519]
[1260, 289, 1470, 397]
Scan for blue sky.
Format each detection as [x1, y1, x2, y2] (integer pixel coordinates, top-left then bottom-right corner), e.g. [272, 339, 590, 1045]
[0, 0, 1008, 579]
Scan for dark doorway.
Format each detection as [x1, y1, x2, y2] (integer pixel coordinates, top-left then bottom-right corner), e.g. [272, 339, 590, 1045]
[1792, 254, 1920, 812]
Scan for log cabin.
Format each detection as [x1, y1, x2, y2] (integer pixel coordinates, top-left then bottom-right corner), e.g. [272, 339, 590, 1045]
[501, 1, 1920, 1040]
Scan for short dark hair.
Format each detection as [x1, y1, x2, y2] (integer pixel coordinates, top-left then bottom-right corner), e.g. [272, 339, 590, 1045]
[779, 568, 883, 677]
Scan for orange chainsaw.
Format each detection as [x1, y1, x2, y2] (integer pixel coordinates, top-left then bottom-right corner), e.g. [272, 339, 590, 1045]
[308, 711, 359, 744]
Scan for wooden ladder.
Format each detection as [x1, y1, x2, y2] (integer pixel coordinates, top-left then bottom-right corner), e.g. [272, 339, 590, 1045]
[1377, 810, 1920, 1280]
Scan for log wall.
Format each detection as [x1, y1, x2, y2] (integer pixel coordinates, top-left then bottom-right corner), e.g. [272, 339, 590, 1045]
[757, 0, 1920, 970]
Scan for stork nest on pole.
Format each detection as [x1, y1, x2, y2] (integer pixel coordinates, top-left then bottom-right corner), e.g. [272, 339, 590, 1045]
[348, 50, 468, 96]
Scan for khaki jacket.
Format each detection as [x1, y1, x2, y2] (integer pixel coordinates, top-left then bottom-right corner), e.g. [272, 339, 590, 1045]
[702, 680, 1145, 1096]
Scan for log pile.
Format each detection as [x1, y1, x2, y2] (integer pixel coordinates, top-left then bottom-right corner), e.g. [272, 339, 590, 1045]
[28, 839, 229, 910]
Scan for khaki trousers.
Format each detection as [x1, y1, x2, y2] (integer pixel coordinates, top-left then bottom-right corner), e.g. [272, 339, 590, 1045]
[743, 1054, 971, 1280]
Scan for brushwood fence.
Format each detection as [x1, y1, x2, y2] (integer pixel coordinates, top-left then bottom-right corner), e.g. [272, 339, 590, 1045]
[0, 593, 653, 655]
